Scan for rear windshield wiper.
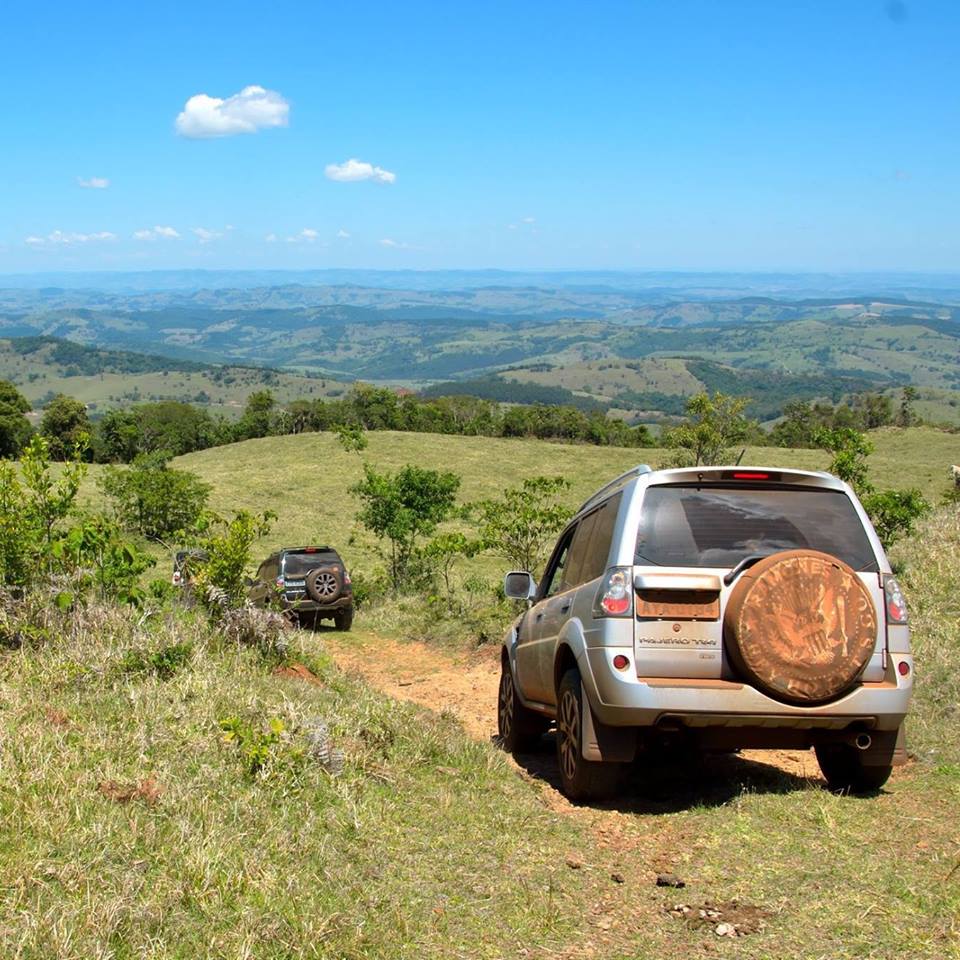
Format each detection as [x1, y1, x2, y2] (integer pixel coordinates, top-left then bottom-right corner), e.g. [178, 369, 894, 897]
[723, 553, 775, 587]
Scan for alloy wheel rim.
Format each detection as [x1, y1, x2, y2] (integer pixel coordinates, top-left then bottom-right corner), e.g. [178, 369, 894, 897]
[558, 689, 579, 783]
[498, 672, 514, 738]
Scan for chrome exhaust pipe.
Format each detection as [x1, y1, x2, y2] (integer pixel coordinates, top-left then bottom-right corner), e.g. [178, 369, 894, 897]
[853, 732, 872, 751]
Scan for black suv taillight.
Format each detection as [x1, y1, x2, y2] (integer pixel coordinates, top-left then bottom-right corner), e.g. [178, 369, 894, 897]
[883, 574, 908, 624]
[593, 567, 633, 618]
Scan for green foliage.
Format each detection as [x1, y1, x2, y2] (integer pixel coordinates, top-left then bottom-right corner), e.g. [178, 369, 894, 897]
[39, 393, 91, 460]
[219, 715, 289, 778]
[351, 463, 461, 589]
[99, 453, 212, 541]
[471, 476, 572, 578]
[423, 531, 483, 595]
[51, 514, 155, 606]
[119, 641, 193, 680]
[816, 427, 930, 547]
[816, 427, 875, 497]
[237, 389, 277, 439]
[93, 401, 228, 463]
[0, 380, 33, 458]
[336, 423, 368, 453]
[898, 385, 919, 427]
[193, 510, 275, 609]
[663, 391, 754, 467]
[861, 489, 930, 548]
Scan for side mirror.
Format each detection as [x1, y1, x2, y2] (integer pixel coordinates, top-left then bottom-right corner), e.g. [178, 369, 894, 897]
[504, 571, 536, 601]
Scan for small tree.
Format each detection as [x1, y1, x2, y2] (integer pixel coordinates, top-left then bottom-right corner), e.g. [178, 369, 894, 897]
[193, 510, 275, 609]
[897, 386, 918, 427]
[336, 423, 368, 453]
[351, 463, 460, 589]
[471, 476, 572, 578]
[40, 394, 90, 460]
[663, 392, 753, 467]
[0, 380, 33, 458]
[99, 453, 212, 542]
[816, 427, 875, 498]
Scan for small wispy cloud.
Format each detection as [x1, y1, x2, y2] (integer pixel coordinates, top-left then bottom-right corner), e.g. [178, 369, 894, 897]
[176, 85, 290, 139]
[133, 225, 180, 240]
[265, 233, 278, 243]
[283, 228, 320, 244]
[336, 229, 351, 239]
[77, 176, 110, 189]
[192, 225, 233, 243]
[508, 216, 537, 231]
[380, 237, 408, 249]
[325, 158, 396, 184]
[25, 230, 116, 247]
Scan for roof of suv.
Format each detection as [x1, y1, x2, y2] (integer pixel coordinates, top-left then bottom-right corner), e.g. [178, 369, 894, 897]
[576, 463, 842, 517]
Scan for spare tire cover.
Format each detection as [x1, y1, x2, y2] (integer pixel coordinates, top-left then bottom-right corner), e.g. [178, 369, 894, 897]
[723, 549, 877, 705]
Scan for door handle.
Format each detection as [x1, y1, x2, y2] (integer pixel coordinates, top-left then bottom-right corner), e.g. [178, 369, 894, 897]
[560, 604, 570, 614]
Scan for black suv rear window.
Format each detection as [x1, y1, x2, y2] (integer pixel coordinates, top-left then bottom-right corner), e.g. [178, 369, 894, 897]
[282, 551, 341, 576]
[635, 485, 879, 572]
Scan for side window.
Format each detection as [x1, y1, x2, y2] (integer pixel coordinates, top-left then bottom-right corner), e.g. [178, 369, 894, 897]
[540, 526, 576, 598]
[562, 511, 598, 591]
[580, 492, 622, 584]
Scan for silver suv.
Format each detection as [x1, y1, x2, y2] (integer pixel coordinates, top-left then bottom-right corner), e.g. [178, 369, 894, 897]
[499, 465, 912, 800]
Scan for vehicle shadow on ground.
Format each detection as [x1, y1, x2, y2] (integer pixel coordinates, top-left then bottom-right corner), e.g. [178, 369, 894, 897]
[504, 733, 822, 814]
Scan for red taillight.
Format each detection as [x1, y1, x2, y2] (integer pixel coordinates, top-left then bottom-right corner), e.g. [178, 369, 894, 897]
[898, 660, 911, 677]
[733, 472, 769, 481]
[612, 654, 630, 670]
[343, 571, 351, 585]
[883, 575, 908, 624]
[594, 567, 633, 618]
[275, 576, 285, 589]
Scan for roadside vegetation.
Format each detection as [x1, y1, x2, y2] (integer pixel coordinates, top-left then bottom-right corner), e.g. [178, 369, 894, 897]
[0, 417, 957, 957]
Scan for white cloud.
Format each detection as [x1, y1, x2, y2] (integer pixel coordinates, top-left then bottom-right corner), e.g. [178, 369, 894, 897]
[175, 85, 290, 139]
[380, 237, 408, 248]
[325, 158, 396, 184]
[133, 225, 180, 240]
[78, 176, 110, 189]
[284, 228, 320, 243]
[265, 233, 278, 243]
[522, 216, 536, 223]
[337, 229, 351, 239]
[25, 229, 115, 247]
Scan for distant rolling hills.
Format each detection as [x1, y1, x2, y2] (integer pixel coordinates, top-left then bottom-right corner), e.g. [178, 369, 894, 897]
[0, 283, 958, 424]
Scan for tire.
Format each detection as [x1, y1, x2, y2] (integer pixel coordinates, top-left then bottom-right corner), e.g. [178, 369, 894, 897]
[306, 566, 342, 604]
[815, 735, 896, 794]
[555, 668, 620, 801]
[724, 549, 878, 705]
[334, 607, 354, 632]
[497, 658, 548, 754]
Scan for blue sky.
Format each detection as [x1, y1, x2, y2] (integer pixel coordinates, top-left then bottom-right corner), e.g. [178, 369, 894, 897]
[1, 0, 957, 273]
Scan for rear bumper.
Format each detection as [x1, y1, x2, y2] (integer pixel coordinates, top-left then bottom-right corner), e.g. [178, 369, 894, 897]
[581, 646, 913, 732]
[282, 595, 353, 614]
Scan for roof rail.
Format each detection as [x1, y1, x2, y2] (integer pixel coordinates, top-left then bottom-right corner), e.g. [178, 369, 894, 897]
[576, 464, 652, 514]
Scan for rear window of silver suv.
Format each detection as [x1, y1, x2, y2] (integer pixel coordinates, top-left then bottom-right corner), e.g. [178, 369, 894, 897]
[634, 485, 879, 572]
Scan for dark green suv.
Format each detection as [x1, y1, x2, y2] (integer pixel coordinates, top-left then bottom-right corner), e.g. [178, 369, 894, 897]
[248, 546, 354, 630]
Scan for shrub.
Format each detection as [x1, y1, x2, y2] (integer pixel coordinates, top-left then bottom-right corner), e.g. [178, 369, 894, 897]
[192, 510, 275, 609]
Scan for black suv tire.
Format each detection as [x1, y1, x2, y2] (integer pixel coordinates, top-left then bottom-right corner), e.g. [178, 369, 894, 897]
[334, 607, 354, 631]
[497, 658, 548, 753]
[815, 735, 896, 794]
[556, 667, 620, 801]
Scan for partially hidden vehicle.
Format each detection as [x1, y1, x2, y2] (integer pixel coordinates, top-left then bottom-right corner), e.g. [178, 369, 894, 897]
[498, 464, 913, 800]
[248, 546, 354, 630]
[172, 548, 209, 588]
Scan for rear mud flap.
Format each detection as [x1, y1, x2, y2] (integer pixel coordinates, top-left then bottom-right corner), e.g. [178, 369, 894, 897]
[581, 680, 636, 763]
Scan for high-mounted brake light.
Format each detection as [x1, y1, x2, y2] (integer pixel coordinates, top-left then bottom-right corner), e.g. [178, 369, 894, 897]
[733, 472, 769, 481]
[883, 575, 908, 624]
[594, 567, 633, 618]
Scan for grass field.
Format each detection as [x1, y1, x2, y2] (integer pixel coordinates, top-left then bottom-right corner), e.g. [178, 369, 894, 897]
[176, 425, 960, 579]
[2, 427, 958, 957]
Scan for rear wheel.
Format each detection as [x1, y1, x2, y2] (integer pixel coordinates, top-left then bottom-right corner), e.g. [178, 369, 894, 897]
[556, 668, 620, 801]
[815, 734, 896, 794]
[334, 607, 354, 631]
[497, 658, 548, 753]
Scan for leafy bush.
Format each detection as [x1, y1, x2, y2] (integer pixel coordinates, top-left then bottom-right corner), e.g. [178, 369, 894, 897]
[470, 476, 571, 578]
[861, 489, 930, 547]
[192, 510, 275, 609]
[351, 463, 460, 590]
[99, 453, 212, 541]
[662, 391, 755, 467]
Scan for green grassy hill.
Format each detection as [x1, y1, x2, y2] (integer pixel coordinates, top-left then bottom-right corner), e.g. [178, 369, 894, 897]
[3, 427, 960, 957]
[176, 426, 960, 578]
[0, 336, 350, 420]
